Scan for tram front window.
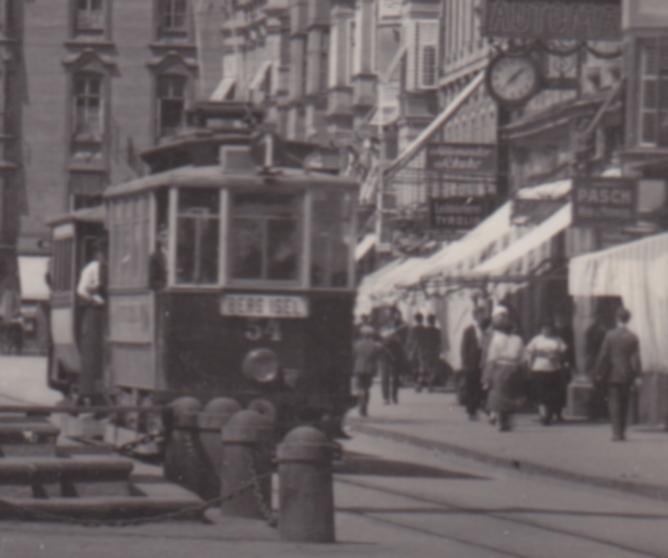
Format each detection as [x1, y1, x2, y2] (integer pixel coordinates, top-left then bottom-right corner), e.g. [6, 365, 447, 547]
[230, 192, 302, 282]
[176, 189, 220, 284]
[311, 190, 353, 288]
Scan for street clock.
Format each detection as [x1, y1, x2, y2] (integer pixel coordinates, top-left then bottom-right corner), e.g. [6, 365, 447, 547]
[486, 52, 542, 107]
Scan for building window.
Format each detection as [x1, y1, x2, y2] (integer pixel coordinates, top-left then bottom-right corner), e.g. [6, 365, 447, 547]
[157, 74, 187, 138]
[74, 0, 104, 35]
[73, 72, 103, 139]
[421, 46, 437, 87]
[157, 0, 188, 39]
[638, 38, 668, 147]
[319, 30, 329, 91]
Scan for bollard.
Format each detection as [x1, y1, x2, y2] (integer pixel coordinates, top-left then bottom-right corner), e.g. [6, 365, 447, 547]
[163, 396, 206, 496]
[220, 409, 274, 519]
[197, 397, 242, 499]
[277, 426, 335, 543]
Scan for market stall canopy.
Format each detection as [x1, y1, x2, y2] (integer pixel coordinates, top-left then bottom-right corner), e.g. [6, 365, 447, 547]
[355, 233, 376, 262]
[18, 256, 50, 301]
[569, 232, 668, 374]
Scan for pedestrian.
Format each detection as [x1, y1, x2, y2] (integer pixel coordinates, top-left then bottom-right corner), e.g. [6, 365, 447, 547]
[460, 306, 489, 420]
[585, 311, 613, 420]
[482, 306, 525, 432]
[379, 328, 401, 405]
[594, 307, 641, 442]
[407, 313, 428, 391]
[553, 311, 575, 421]
[525, 321, 568, 425]
[423, 314, 443, 391]
[352, 325, 382, 417]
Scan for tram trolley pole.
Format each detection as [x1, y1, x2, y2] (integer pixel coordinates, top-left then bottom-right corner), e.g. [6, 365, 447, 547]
[220, 409, 275, 520]
[277, 426, 335, 543]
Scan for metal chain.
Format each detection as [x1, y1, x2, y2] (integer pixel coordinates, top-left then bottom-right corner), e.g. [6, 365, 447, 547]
[0, 470, 274, 528]
[247, 448, 277, 527]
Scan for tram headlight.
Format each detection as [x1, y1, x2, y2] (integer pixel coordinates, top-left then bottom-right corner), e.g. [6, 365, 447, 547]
[242, 348, 280, 384]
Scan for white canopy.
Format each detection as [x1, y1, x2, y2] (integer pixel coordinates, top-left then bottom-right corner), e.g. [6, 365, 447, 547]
[569, 232, 668, 374]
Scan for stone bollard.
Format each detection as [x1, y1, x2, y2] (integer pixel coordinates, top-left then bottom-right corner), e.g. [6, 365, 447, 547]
[277, 426, 335, 543]
[220, 409, 274, 519]
[197, 397, 242, 499]
[163, 396, 205, 495]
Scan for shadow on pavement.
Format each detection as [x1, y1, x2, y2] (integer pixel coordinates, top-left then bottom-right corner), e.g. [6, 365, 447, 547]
[335, 451, 486, 480]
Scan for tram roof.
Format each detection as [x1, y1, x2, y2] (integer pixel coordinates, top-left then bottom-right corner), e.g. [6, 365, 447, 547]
[104, 165, 359, 199]
[47, 205, 105, 226]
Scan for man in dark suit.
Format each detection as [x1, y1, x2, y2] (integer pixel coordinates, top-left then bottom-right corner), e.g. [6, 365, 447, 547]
[594, 307, 641, 441]
[460, 307, 489, 420]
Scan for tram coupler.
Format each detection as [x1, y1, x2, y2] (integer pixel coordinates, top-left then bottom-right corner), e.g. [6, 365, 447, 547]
[197, 397, 242, 499]
[277, 426, 335, 543]
[220, 409, 274, 519]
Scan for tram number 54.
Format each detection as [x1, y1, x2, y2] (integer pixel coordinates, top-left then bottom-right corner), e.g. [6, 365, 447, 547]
[244, 319, 283, 342]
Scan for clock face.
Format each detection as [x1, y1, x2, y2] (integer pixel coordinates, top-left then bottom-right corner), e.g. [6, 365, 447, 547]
[487, 54, 540, 106]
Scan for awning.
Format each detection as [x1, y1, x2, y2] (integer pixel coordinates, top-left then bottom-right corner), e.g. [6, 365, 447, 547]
[249, 61, 272, 91]
[18, 256, 50, 301]
[355, 233, 376, 261]
[475, 203, 572, 276]
[569, 233, 668, 373]
[210, 77, 236, 101]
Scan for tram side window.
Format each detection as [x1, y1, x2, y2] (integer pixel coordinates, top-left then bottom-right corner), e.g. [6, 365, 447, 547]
[311, 190, 353, 288]
[109, 196, 150, 288]
[175, 188, 220, 284]
[52, 238, 74, 291]
[230, 192, 302, 282]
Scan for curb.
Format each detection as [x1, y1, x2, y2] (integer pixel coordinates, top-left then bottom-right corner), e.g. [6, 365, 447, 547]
[350, 423, 668, 503]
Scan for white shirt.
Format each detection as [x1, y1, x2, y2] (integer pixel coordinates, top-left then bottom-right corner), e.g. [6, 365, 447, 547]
[77, 260, 104, 305]
[525, 334, 566, 373]
[486, 330, 524, 365]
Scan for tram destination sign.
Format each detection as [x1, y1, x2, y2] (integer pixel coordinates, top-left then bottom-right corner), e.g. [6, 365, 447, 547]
[482, 0, 622, 41]
[429, 197, 491, 231]
[572, 177, 637, 227]
[221, 294, 309, 319]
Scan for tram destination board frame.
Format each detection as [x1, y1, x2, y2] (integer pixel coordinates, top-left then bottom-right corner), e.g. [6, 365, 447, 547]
[481, 0, 622, 41]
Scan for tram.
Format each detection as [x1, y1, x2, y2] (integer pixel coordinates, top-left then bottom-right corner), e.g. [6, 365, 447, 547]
[47, 102, 358, 440]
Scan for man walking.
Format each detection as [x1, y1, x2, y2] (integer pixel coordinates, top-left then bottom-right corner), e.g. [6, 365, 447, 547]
[460, 306, 489, 420]
[353, 326, 382, 417]
[594, 307, 641, 441]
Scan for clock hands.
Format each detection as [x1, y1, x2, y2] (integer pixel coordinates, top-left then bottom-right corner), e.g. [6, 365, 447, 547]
[505, 67, 527, 88]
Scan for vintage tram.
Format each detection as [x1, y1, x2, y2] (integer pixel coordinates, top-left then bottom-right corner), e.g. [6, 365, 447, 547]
[47, 102, 358, 441]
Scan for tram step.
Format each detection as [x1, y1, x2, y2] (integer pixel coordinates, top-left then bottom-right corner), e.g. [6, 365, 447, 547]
[0, 495, 204, 522]
[0, 421, 60, 457]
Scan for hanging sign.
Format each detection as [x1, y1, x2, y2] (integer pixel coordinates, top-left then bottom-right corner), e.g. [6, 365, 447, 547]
[482, 0, 622, 41]
[426, 143, 497, 176]
[429, 197, 492, 230]
[572, 177, 637, 226]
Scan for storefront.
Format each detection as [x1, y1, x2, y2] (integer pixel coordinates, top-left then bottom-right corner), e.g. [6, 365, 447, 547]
[569, 232, 668, 425]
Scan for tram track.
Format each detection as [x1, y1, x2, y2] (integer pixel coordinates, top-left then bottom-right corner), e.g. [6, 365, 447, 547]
[334, 474, 665, 558]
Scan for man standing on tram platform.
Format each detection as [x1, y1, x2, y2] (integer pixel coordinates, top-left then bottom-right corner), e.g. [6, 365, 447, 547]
[77, 241, 108, 405]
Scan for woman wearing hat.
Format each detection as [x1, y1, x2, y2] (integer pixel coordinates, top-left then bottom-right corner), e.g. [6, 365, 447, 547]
[482, 306, 525, 432]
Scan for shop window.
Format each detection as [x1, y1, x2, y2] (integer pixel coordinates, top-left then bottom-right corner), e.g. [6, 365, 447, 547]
[73, 72, 103, 140]
[74, 0, 105, 36]
[156, 74, 187, 139]
[176, 189, 220, 285]
[638, 37, 668, 147]
[157, 0, 188, 39]
[230, 192, 303, 282]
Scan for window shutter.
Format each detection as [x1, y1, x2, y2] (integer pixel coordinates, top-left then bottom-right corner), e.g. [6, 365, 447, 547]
[404, 21, 418, 90]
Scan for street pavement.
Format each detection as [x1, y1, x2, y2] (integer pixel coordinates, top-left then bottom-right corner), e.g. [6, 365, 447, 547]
[0, 356, 667, 556]
[347, 381, 668, 501]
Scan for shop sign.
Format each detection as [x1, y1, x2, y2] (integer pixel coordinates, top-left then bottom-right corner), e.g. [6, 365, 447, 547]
[482, 0, 622, 41]
[623, 0, 668, 31]
[426, 142, 497, 176]
[378, 0, 402, 19]
[429, 197, 491, 230]
[572, 177, 637, 226]
[511, 197, 565, 225]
